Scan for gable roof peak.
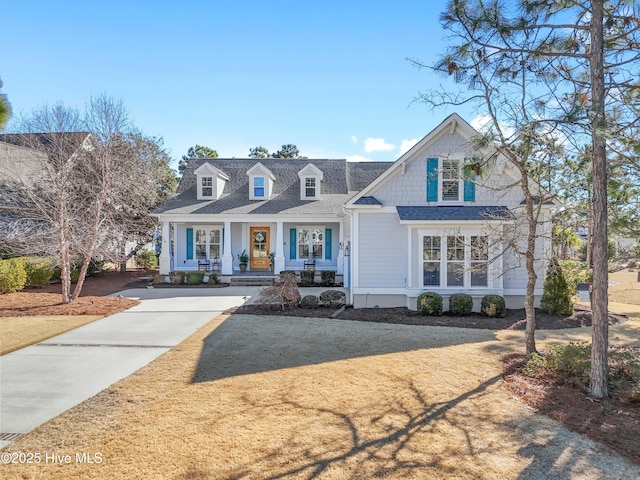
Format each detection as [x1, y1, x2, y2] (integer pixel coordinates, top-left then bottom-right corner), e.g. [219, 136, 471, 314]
[297, 162, 324, 179]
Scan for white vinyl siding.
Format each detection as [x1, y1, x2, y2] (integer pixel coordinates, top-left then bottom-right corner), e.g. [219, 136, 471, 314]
[358, 213, 406, 287]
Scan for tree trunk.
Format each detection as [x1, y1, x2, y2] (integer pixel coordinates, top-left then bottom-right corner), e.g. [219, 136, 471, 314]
[589, 0, 609, 399]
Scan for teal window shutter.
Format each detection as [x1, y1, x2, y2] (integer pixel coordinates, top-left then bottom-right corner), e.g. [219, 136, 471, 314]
[325, 228, 332, 260]
[426, 158, 438, 202]
[463, 158, 476, 202]
[186, 228, 193, 260]
[290, 228, 296, 259]
[464, 176, 476, 201]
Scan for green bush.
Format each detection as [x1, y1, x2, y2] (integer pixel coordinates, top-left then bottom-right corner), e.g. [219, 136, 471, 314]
[1, 259, 24, 289]
[319, 289, 346, 308]
[18, 257, 54, 288]
[186, 271, 205, 284]
[135, 250, 158, 269]
[558, 260, 591, 295]
[320, 270, 336, 286]
[481, 294, 506, 318]
[541, 259, 573, 315]
[0, 258, 27, 293]
[300, 270, 316, 286]
[449, 293, 473, 316]
[522, 342, 591, 387]
[207, 272, 220, 284]
[417, 291, 443, 316]
[300, 295, 320, 309]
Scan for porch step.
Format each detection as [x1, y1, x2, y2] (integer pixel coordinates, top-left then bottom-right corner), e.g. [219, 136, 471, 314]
[230, 276, 276, 287]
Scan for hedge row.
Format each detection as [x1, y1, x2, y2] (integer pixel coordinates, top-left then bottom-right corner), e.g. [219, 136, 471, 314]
[417, 292, 506, 317]
[0, 257, 55, 293]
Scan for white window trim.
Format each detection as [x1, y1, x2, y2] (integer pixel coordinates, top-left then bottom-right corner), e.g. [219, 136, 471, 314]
[199, 176, 214, 199]
[439, 157, 464, 203]
[193, 225, 222, 260]
[301, 175, 321, 200]
[250, 175, 266, 200]
[296, 225, 325, 260]
[419, 230, 492, 289]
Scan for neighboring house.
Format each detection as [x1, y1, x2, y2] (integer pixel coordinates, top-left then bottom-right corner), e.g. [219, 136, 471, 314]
[154, 113, 555, 309]
[0, 133, 92, 249]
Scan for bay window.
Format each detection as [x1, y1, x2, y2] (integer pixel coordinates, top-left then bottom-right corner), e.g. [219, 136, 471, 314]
[421, 233, 489, 288]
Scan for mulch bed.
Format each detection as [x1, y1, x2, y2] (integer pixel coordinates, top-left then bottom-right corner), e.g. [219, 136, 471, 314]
[502, 353, 640, 466]
[234, 304, 628, 330]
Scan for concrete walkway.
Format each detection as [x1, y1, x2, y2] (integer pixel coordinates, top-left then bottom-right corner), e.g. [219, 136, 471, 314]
[0, 287, 262, 448]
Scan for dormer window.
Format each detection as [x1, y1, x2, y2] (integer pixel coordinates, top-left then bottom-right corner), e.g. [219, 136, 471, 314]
[253, 176, 265, 198]
[201, 176, 213, 198]
[194, 162, 229, 200]
[305, 177, 316, 198]
[247, 162, 275, 200]
[297, 163, 323, 200]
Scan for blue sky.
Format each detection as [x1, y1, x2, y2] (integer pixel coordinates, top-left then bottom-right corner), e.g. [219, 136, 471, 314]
[2, 1, 478, 169]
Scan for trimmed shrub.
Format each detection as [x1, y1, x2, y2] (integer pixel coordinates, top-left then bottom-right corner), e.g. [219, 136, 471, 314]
[481, 294, 506, 318]
[207, 273, 220, 284]
[300, 270, 316, 286]
[186, 271, 205, 284]
[417, 291, 443, 316]
[522, 342, 591, 387]
[0, 258, 27, 293]
[135, 250, 158, 269]
[300, 295, 320, 309]
[541, 259, 573, 315]
[319, 289, 346, 308]
[20, 257, 54, 288]
[170, 271, 185, 284]
[320, 270, 336, 286]
[449, 293, 473, 316]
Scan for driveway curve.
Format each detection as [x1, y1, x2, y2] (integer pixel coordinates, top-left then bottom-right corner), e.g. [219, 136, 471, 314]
[0, 287, 262, 447]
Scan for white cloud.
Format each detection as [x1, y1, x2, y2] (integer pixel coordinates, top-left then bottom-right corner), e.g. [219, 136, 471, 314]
[399, 138, 418, 155]
[471, 113, 515, 138]
[351, 135, 358, 144]
[347, 154, 375, 163]
[364, 137, 396, 153]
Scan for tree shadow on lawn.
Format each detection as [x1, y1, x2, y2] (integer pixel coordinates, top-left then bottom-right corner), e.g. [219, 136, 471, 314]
[191, 314, 498, 383]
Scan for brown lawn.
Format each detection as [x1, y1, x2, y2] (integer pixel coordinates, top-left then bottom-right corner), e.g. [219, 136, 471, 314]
[1, 269, 639, 479]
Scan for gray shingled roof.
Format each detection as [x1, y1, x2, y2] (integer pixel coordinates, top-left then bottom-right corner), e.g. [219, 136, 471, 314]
[396, 205, 512, 221]
[354, 196, 383, 206]
[155, 158, 391, 216]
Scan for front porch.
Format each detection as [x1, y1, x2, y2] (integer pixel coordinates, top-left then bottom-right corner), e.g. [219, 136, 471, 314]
[157, 219, 346, 277]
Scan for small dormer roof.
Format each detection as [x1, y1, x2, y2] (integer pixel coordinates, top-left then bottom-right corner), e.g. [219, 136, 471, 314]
[297, 163, 324, 179]
[194, 162, 229, 180]
[246, 162, 276, 180]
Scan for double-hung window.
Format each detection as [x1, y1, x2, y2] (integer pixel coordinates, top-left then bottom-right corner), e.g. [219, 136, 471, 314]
[441, 159, 461, 201]
[422, 234, 489, 288]
[305, 177, 316, 198]
[253, 176, 265, 198]
[201, 176, 213, 198]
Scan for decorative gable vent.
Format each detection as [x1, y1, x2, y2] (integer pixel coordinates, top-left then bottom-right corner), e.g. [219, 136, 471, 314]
[246, 162, 276, 200]
[194, 162, 229, 200]
[297, 163, 323, 200]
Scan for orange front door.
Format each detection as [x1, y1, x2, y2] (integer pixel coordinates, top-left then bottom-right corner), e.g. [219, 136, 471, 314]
[250, 227, 270, 270]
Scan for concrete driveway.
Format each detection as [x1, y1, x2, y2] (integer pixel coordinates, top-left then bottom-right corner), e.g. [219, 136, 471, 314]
[0, 286, 262, 448]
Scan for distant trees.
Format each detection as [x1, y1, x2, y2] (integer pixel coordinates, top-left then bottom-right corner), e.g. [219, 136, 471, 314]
[179, 144, 218, 174]
[0, 77, 11, 130]
[249, 144, 306, 159]
[4, 94, 177, 303]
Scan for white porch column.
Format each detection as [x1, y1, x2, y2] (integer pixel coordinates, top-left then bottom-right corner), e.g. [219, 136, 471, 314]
[222, 221, 233, 274]
[337, 219, 345, 274]
[159, 220, 171, 274]
[275, 221, 285, 273]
